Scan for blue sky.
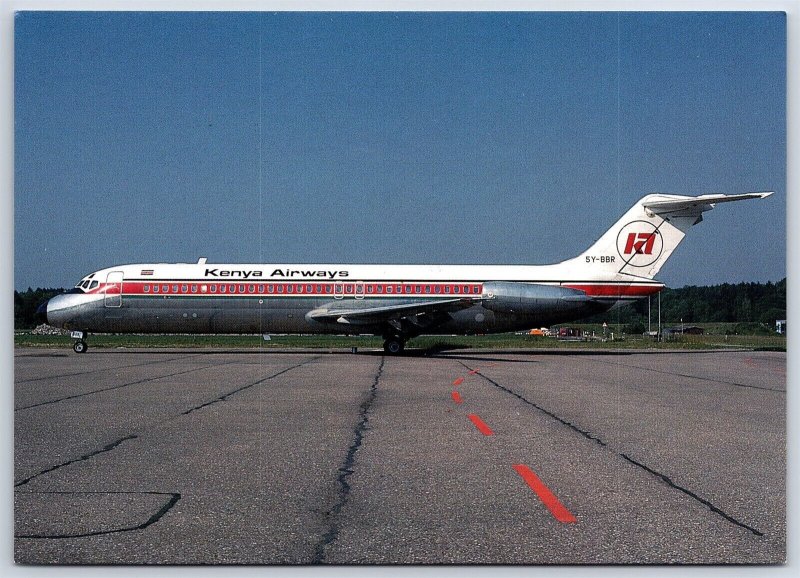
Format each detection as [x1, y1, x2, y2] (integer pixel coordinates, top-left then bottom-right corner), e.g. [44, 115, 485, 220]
[14, 11, 785, 290]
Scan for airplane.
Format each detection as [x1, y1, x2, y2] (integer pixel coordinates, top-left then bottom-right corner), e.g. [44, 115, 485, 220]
[40, 192, 772, 354]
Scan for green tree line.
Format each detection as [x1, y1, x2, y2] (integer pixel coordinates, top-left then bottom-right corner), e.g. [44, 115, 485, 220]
[14, 279, 786, 331]
[14, 287, 66, 330]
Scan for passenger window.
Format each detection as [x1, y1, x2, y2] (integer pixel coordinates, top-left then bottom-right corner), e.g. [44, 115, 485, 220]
[377, 285, 383, 294]
[249, 285, 255, 293]
[454, 286, 460, 294]
[278, 285, 284, 293]
[191, 285, 198, 293]
[425, 285, 431, 293]
[297, 285, 304, 294]
[287, 285, 294, 293]
[404, 286, 411, 294]
[268, 285, 274, 293]
[387, 286, 393, 294]
[220, 285, 227, 293]
[307, 284, 313, 293]
[259, 285, 264, 293]
[153, 285, 159, 293]
[210, 285, 217, 293]
[172, 285, 179, 293]
[162, 285, 169, 293]
[435, 286, 441, 294]
[325, 285, 332, 293]
[445, 286, 451, 294]
[415, 285, 421, 293]
[144, 285, 150, 293]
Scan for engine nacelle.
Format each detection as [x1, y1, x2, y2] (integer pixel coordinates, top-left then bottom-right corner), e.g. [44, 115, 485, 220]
[481, 281, 597, 318]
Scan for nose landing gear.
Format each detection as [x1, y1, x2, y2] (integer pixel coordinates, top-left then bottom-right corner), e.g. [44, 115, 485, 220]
[71, 331, 89, 354]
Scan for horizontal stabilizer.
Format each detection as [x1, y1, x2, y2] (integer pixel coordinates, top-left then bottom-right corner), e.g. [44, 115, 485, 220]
[642, 192, 773, 214]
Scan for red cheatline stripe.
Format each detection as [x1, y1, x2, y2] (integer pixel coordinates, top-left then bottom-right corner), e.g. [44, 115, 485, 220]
[562, 283, 662, 297]
[451, 391, 463, 404]
[513, 464, 577, 523]
[453, 377, 464, 386]
[468, 414, 494, 436]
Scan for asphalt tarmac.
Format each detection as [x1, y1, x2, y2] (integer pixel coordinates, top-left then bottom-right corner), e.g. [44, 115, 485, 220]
[13, 347, 786, 564]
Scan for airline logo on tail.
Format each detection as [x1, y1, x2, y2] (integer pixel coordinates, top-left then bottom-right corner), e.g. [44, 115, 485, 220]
[623, 232, 656, 255]
[616, 221, 663, 267]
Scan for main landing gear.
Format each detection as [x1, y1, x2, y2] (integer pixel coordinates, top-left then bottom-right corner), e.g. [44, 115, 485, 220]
[382, 335, 405, 355]
[71, 331, 89, 354]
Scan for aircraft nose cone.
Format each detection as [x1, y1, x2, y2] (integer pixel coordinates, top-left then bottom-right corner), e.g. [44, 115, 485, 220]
[44, 292, 87, 329]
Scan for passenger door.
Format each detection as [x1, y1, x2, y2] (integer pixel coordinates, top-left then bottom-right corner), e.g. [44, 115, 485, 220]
[104, 271, 124, 307]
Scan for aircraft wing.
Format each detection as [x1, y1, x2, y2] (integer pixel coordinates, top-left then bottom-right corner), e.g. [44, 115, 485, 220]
[643, 192, 773, 214]
[307, 297, 482, 327]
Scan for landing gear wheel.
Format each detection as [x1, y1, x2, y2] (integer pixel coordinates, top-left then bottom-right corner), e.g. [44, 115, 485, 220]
[383, 336, 405, 355]
[73, 340, 88, 354]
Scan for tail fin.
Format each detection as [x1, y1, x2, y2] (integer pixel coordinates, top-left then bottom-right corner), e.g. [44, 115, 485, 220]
[566, 192, 773, 280]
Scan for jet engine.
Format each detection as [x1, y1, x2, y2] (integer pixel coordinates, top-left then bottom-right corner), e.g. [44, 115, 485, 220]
[481, 281, 605, 324]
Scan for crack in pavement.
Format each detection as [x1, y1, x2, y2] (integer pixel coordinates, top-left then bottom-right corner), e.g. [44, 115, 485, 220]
[16, 360, 243, 411]
[181, 356, 321, 415]
[15, 353, 206, 384]
[312, 356, 385, 563]
[14, 491, 182, 539]
[582, 357, 785, 393]
[15, 435, 138, 487]
[460, 361, 764, 537]
[458, 361, 607, 447]
[15, 358, 317, 489]
[619, 454, 763, 536]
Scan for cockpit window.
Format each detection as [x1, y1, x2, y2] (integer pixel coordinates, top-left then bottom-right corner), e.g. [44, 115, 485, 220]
[74, 276, 99, 292]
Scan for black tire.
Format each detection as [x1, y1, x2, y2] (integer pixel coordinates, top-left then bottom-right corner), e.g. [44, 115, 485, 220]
[73, 340, 88, 354]
[383, 337, 404, 355]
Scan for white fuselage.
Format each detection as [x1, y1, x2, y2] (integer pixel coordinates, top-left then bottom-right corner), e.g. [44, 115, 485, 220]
[45, 259, 661, 338]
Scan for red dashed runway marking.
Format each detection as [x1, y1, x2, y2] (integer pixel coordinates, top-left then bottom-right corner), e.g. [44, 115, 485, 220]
[448, 363, 579, 525]
[468, 414, 494, 436]
[513, 464, 577, 523]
